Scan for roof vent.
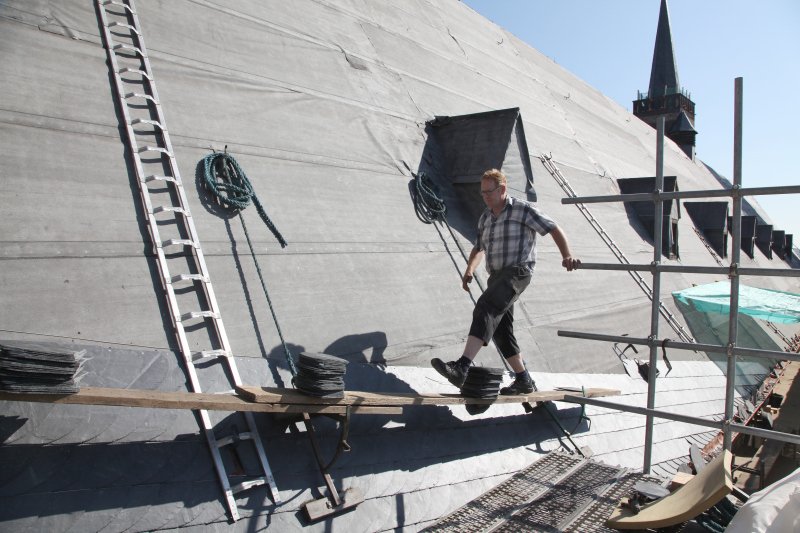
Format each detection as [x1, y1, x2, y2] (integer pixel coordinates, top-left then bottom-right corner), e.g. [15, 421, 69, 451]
[755, 224, 774, 259]
[617, 176, 680, 259]
[427, 107, 537, 201]
[772, 230, 787, 260]
[685, 201, 728, 257]
[729, 215, 757, 259]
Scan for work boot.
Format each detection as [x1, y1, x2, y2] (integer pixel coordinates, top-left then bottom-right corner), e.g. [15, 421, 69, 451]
[500, 373, 535, 395]
[431, 358, 468, 388]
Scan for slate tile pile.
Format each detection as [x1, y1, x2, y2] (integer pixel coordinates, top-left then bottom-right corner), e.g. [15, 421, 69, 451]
[460, 366, 504, 399]
[293, 351, 347, 398]
[461, 366, 504, 416]
[0, 341, 85, 393]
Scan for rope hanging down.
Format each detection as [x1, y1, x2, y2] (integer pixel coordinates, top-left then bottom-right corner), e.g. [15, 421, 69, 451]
[201, 151, 297, 377]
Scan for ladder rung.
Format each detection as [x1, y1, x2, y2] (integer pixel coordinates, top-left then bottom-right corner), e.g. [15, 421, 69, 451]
[131, 117, 165, 130]
[230, 478, 268, 495]
[160, 238, 196, 248]
[107, 21, 141, 36]
[180, 310, 220, 321]
[102, 0, 136, 14]
[172, 273, 209, 283]
[118, 67, 152, 81]
[152, 205, 187, 215]
[217, 431, 255, 448]
[113, 43, 145, 58]
[143, 174, 178, 184]
[191, 349, 226, 363]
[125, 92, 158, 105]
[138, 146, 173, 157]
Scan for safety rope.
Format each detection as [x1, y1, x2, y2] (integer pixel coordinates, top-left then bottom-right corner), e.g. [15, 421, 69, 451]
[201, 151, 297, 377]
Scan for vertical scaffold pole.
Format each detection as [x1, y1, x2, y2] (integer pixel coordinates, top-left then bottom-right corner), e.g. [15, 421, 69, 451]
[643, 116, 666, 474]
[724, 77, 745, 452]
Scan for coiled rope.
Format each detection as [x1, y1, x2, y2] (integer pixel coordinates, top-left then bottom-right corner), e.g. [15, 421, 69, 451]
[201, 151, 297, 377]
[202, 152, 287, 248]
[411, 171, 447, 224]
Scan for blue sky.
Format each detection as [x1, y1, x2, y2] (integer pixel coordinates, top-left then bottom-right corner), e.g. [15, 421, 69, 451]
[463, 0, 800, 241]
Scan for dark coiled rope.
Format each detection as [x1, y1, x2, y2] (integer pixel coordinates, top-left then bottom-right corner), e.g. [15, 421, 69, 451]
[411, 171, 447, 224]
[202, 152, 287, 248]
[201, 152, 296, 377]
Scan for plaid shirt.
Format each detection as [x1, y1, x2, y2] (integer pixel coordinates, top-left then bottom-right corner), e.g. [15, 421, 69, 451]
[476, 196, 556, 274]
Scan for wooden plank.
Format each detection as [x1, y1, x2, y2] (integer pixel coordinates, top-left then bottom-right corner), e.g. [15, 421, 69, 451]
[606, 450, 733, 529]
[0, 384, 621, 413]
[236, 385, 621, 406]
[0, 387, 401, 415]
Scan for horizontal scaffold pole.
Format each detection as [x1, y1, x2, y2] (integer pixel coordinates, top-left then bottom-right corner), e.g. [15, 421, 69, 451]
[561, 184, 800, 205]
[575, 262, 800, 278]
[562, 395, 800, 447]
[557, 330, 800, 363]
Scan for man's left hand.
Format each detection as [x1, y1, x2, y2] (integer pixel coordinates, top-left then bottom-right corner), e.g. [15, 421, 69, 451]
[562, 256, 581, 272]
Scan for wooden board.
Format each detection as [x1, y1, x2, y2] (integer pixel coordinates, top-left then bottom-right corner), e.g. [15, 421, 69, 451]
[0, 385, 620, 415]
[606, 450, 733, 530]
[236, 385, 621, 406]
[0, 387, 401, 415]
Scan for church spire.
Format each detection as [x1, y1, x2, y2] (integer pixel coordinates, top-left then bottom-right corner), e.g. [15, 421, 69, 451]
[633, 0, 697, 160]
[648, 0, 680, 98]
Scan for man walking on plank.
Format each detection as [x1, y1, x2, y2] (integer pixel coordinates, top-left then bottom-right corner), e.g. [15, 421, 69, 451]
[431, 168, 581, 395]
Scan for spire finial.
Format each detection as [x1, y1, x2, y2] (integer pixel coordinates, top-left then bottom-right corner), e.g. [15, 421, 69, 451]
[648, 0, 680, 97]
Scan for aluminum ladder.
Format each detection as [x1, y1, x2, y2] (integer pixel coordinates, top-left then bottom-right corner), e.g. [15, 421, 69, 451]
[540, 154, 695, 344]
[96, 0, 280, 520]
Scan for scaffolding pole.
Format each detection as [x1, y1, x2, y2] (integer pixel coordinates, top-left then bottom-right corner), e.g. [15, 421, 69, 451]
[558, 331, 800, 363]
[557, 77, 800, 474]
[562, 395, 800, 447]
[642, 117, 666, 473]
[724, 77, 745, 452]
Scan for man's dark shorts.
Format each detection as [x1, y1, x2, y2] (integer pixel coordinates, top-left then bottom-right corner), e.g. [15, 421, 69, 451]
[468, 265, 532, 358]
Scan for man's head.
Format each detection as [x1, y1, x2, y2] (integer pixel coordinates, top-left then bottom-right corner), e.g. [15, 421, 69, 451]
[481, 168, 507, 213]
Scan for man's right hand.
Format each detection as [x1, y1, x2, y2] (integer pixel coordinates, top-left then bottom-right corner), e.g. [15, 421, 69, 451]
[462, 271, 474, 292]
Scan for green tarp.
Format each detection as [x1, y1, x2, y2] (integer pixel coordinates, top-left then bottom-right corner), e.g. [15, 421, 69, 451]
[673, 281, 800, 324]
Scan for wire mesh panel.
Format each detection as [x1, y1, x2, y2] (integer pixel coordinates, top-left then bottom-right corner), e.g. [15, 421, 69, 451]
[424, 452, 585, 532]
[493, 461, 622, 532]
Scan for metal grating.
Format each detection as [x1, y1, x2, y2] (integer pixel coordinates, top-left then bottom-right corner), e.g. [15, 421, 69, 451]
[425, 451, 669, 533]
[493, 461, 622, 532]
[424, 452, 585, 532]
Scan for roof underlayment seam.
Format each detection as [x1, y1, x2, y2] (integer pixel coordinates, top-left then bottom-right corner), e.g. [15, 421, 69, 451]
[316, 0, 574, 105]
[147, 46, 422, 122]
[186, 3, 617, 140]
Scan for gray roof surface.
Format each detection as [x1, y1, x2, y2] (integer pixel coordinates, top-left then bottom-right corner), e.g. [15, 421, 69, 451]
[1, 0, 798, 531]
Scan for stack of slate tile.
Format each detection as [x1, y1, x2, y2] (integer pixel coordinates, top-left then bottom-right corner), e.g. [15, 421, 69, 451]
[293, 352, 347, 398]
[461, 366, 504, 415]
[0, 341, 85, 394]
